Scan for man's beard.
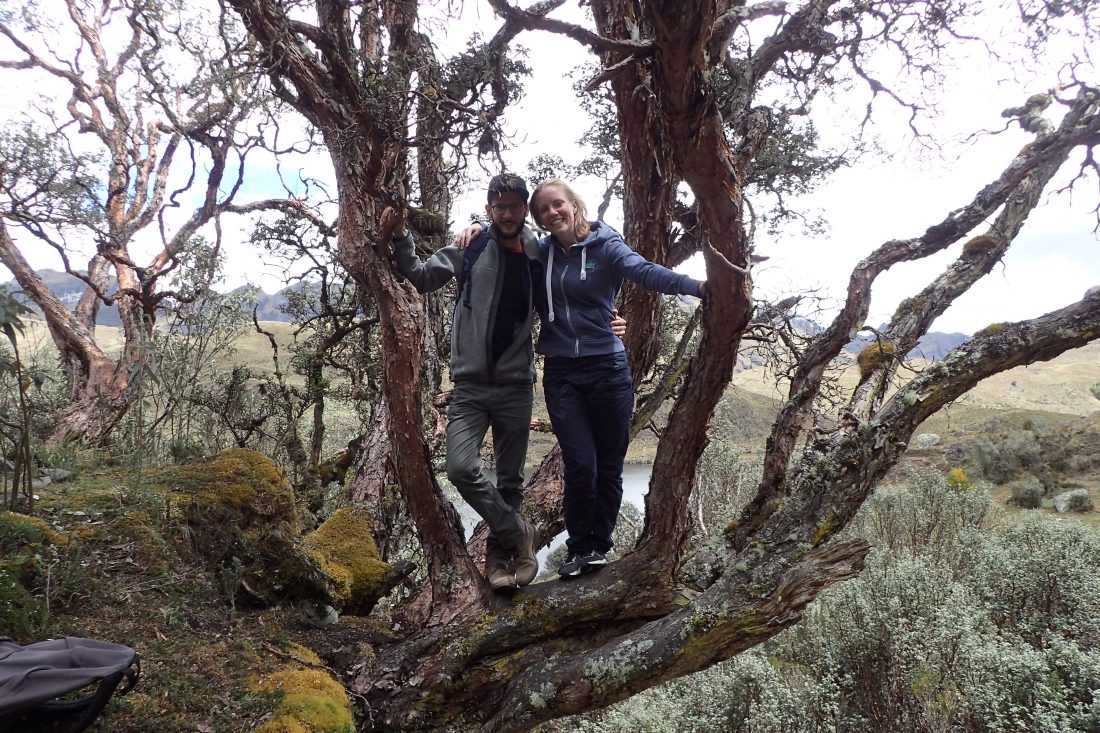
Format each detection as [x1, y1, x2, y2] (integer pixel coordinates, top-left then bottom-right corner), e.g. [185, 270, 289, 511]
[494, 220, 522, 239]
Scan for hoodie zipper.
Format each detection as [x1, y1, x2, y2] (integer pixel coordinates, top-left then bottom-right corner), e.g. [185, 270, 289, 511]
[555, 246, 580, 356]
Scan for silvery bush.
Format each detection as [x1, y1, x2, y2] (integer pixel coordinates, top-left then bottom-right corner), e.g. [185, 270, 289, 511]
[545, 468, 1100, 733]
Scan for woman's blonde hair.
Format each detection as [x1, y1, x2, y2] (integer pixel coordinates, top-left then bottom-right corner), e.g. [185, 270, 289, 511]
[531, 178, 591, 241]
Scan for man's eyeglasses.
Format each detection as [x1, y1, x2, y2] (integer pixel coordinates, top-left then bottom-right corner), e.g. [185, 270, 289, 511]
[490, 203, 527, 215]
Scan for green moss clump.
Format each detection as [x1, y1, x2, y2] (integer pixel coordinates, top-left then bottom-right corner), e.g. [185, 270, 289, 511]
[974, 322, 1009, 339]
[160, 448, 295, 519]
[895, 296, 927, 315]
[301, 508, 392, 613]
[812, 512, 836, 547]
[154, 449, 330, 607]
[251, 650, 355, 733]
[961, 234, 1000, 256]
[0, 511, 54, 552]
[856, 341, 897, 380]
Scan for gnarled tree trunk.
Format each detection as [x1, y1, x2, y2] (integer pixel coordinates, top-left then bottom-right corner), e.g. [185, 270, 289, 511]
[227, 0, 1100, 730]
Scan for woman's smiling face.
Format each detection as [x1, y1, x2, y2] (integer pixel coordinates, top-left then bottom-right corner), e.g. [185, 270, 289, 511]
[533, 184, 578, 244]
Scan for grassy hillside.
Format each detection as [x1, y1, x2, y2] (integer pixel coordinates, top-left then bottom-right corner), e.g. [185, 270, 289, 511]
[15, 315, 1098, 474]
[729, 339, 1100, 418]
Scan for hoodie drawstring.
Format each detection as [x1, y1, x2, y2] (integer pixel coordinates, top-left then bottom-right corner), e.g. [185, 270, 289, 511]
[580, 248, 587, 281]
[546, 244, 556, 322]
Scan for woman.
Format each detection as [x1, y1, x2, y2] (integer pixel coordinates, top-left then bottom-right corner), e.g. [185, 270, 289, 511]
[528, 178, 705, 577]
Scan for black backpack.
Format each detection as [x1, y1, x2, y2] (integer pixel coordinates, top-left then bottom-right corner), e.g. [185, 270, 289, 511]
[0, 637, 140, 733]
[458, 228, 492, 310]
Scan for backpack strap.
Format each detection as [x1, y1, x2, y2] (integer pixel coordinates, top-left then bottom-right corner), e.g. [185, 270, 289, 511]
[459, 228, 492, 310]
[29, 653, 140, 733]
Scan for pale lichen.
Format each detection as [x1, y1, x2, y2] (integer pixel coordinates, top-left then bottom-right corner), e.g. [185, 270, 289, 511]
[583, 638, 656, 689]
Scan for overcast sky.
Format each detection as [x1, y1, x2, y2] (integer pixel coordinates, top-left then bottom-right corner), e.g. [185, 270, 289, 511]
[3, 1, 1097, 336]
[443, 2, 1100, 336]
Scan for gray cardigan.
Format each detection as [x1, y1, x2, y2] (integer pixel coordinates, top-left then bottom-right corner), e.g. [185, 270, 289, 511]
[392, 225, 540, 384]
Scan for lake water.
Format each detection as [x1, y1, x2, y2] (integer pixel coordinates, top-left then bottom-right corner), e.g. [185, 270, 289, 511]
[540, 462, 652, 559]
[453, 463, 654, 561]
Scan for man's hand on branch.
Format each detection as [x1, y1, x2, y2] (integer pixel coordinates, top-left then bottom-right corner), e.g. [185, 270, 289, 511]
[379, 206, 407, 250]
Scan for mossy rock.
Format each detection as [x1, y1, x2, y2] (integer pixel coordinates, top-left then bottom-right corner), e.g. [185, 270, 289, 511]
[302, 507, 393, 614]
[251, 645, 355, 733]
[0, 511, 54, 554]
[0, 564, 45, 640]
[160, 448, 296, 522]
[155, 449, 328, 607]
[0, 511, 54, 594]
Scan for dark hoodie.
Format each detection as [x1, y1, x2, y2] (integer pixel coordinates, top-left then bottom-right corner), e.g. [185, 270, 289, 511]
[535, 220, 702, 358]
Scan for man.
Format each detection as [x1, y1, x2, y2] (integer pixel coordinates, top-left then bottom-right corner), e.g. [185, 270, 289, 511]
[383, 174, 553, 591]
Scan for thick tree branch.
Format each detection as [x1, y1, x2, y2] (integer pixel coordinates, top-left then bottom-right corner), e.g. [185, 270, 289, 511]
[0, 220, 101, 363]
[735, 83, 1100, 549]
[226, 0, 349, 129]
[476, 538, 868, 732]
[773, 290, 1100, 555]
[486, 0, 654, 54]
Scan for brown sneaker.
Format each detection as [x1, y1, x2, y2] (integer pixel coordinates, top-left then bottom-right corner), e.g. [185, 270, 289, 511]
[514, 518, 539, 587]
[486, 564, 517, 591]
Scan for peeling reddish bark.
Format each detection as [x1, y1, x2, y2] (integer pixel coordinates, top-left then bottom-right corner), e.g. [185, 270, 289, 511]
[222, 1, 1100, 731]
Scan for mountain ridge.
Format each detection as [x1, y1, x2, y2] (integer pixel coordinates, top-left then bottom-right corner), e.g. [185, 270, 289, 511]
[8, 268, 971, 359]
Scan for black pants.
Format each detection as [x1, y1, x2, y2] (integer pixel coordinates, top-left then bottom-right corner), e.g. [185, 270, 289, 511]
[543, 352, 634, 555]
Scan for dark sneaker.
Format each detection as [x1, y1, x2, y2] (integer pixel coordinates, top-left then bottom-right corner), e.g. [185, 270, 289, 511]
[514, 518, 539, 586]
[558, 553, 583, 578]
[486, 564, 517, 591]
[579, 550, 608, 572]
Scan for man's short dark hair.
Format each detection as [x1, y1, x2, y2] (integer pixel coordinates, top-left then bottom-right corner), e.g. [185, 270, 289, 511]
[487, 173, 529, 203]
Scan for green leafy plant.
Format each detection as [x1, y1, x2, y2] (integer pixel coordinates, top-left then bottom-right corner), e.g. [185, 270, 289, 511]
[0, 286, 40, 512]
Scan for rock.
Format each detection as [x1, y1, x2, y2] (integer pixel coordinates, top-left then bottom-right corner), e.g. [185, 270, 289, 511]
[299, 601, 340, 627]
[302, 506, 394, 615]
[39, 468, 74, 482]
[1053, 489, 1094, 513]
[915, 433, 941, 449]
[154, 448, 321, 607]
[30, 476, 52, 490]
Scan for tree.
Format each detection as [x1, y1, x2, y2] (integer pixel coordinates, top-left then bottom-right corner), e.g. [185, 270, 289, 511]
[0, 0, 314, 446]
[226, 1, 1099, 731]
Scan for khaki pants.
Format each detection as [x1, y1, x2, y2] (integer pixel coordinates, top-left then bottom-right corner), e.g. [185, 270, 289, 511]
[445, 380, 534, 566]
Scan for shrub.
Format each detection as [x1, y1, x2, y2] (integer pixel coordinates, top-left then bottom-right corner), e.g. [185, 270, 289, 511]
[946, 466, 973, 489]
[970, 435, 1006, 482]
[969, 429, 1049, 485]
[1011, 475, 1044, 508]
[956, 515, 1100, 645]
[1002, 429, 1043, 470]
[848, 466, 992, 559]
[558, 473, 1100, 733]
[693, 444, 762, 533]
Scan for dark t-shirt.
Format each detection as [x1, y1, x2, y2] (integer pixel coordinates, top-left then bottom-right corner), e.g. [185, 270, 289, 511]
[491, 248, 529, 366]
